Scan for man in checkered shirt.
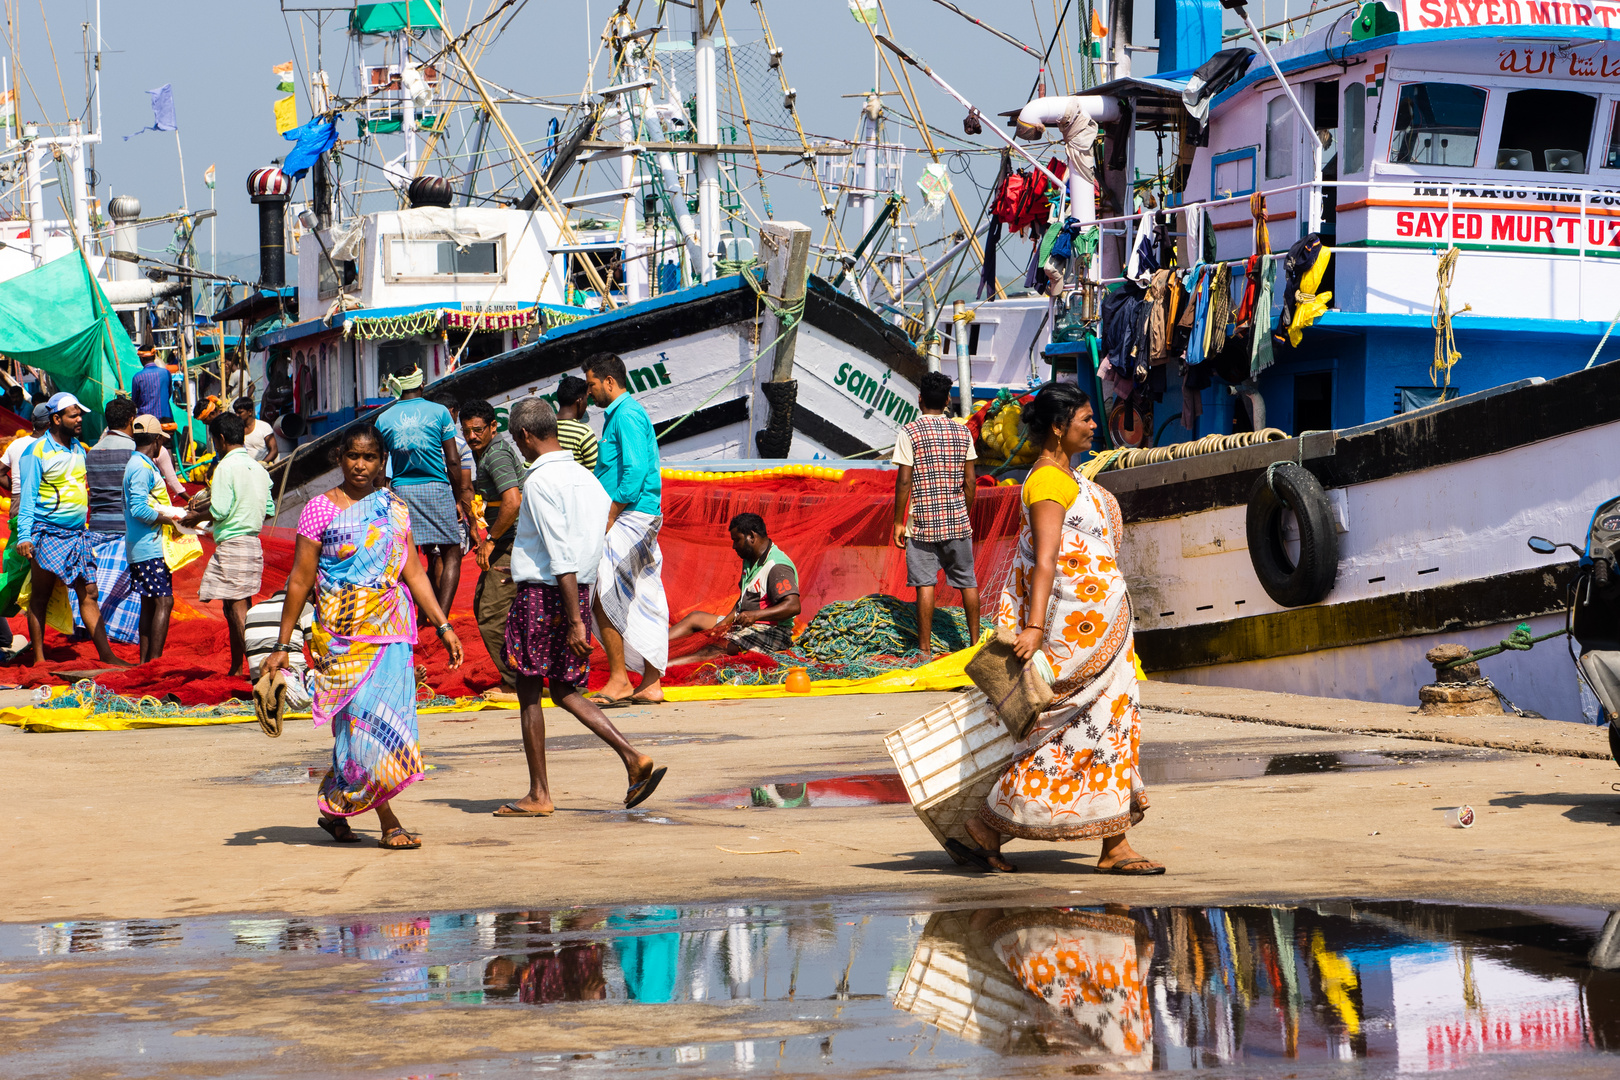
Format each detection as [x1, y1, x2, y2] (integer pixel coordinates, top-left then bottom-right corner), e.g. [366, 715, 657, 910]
[891, 371, 980, 657]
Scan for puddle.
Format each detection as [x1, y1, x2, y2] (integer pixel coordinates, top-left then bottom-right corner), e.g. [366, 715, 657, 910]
[9, 897, 1620, 1076]
[1139, 746, 1504, 785]
[212, 763, 449, 785]
[688, 771, 910, 808]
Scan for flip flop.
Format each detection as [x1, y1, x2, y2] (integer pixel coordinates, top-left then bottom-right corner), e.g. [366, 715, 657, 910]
[317, 816, 361, 843]
[628, 696, 666, 706]
[624, 766, 668, 809]
[1096, 857, 1166, 875]
[492, 801, 554, 817]
[378, 827, 422, 850]
[585, 693, 631, 710]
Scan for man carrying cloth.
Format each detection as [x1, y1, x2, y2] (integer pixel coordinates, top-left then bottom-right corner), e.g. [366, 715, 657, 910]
[892, 371, 981, 657]
[494, 396, 665, 818]
[17, 392, 124, 667]
[184, 413, 275, 678]
[581, 352, 667, 707]
[669, 513, 801, 663]
[460, 398, 525, 692]
[374, 367, 467, 618]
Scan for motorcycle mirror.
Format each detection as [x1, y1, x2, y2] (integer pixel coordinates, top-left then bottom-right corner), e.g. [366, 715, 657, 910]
[1527, 536, 1559, 554]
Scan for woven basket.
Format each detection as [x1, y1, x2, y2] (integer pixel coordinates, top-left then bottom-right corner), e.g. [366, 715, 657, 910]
[884, 689, 1016, 865]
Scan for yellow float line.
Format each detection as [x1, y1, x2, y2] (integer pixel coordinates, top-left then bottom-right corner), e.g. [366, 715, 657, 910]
[661, 464, 848, 482]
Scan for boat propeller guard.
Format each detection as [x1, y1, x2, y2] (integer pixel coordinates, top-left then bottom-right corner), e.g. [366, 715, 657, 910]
[1245, 462, 1339, 607]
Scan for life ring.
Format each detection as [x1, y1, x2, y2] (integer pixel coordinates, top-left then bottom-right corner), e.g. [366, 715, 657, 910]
[1244, 462, 1339, 606]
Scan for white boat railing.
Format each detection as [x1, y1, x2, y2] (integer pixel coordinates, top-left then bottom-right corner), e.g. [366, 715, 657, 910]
[1074, 175, 1620, 320]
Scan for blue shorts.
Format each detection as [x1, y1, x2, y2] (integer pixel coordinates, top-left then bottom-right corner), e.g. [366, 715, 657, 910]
[130, 558, 173, 598]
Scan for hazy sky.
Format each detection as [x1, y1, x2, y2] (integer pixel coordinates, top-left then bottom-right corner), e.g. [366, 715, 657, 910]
[7, 0, 1291, 282]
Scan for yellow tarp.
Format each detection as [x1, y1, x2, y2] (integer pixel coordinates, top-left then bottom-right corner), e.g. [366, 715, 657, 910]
[0, 652, 977, 733]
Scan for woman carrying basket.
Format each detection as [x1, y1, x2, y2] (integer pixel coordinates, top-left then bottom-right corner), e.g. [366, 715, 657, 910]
[959, 382, 1163, 875]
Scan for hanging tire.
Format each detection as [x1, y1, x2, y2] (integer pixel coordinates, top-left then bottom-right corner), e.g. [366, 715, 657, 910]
[1245, 462, 1339, 607]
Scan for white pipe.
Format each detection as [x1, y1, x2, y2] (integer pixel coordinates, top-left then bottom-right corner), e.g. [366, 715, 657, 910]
[1017, 96, 1119, 226]
[952, 299, 973, 418]
[67, 121, 90, 248]
[694, 1, 719, 281]
[23, 132, 45, 267]
[1234, 4, 1322, 233]
[860, 105, 879, 298]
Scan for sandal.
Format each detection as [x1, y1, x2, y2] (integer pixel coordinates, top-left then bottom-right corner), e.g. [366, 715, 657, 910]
[1096, 856, 1165, 875]
[378, 827, 422, 849]
[318, 816, 361, 843]
[624, 766, 668, 809]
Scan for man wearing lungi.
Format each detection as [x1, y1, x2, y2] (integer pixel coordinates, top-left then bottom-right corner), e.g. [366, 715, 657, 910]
[183, 413, 275, 678]
[667, 513, 802, 663]
[581, 352, 668, 707]
[492, 396, 665, 817]
[16, 393, 124, 667]
[374, 367, 467, 618]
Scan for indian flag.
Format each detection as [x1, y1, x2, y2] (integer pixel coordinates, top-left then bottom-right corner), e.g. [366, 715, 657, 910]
[203, 163, 215, 190]
[0, 88, 14, 130]
[273, 61, 295, 93]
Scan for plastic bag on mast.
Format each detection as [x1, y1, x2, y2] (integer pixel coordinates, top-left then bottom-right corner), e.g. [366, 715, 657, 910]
[849, 0, 879, 23]
[1014, 96, 1118, 224]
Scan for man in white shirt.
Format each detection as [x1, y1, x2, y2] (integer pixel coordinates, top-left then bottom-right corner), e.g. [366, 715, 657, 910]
[493, 395, 665, 819]
[233, 397, 278, 465]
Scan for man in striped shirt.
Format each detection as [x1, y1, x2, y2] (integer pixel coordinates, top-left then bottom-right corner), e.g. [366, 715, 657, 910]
[554, 375, 599, 469]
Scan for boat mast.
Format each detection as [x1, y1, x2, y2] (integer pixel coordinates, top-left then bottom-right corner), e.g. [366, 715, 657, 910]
[693, 0, 719, 281]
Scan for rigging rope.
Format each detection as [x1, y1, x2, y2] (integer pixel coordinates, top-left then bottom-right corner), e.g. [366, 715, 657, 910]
[1431, 245, 1469, 388]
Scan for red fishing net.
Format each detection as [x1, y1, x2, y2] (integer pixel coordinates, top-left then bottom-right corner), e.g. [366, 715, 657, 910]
[7, 469, 1027, 703]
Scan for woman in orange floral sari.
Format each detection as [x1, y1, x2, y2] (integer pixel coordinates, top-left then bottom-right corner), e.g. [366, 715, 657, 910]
[962, 382, 1164, 875]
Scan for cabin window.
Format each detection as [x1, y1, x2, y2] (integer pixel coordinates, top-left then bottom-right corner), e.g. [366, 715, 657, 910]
[1266, 97, 1294, 179]
[1390, 82, 1486, 167]
[1342, 84, 1366, 174]
[1212, 147, 1257, 198]
[384, 238, 503, 280]
[1606, 103, 1620, 168]
[376, 341, 428, 395]
[1496, 88, 1595, 173]
[567, 248, 625, 294]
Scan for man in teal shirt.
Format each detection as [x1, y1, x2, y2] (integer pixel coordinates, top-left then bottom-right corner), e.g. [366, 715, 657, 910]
[582, 352, 667, 706]
[184, 412, 275, 679]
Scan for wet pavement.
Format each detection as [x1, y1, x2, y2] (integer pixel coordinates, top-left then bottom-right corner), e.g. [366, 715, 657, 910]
[8, 896, 1620, 1078]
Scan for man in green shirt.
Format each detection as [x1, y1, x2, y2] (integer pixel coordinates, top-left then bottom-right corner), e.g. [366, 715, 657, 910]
[183, 413, 275, 678]
[461, 398, 526, 692]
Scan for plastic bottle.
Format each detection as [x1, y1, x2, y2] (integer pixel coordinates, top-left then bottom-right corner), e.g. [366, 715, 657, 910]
[31, 686, 51, 704]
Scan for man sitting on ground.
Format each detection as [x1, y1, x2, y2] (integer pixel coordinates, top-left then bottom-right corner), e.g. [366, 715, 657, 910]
[668, 513, 801, 663]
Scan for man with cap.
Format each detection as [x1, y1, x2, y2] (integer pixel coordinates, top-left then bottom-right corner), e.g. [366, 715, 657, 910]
[17, 392, 125, 667]
[123, 415, 188, 661]
[374, 366, 467, 617]
[0, 402, 50, 620]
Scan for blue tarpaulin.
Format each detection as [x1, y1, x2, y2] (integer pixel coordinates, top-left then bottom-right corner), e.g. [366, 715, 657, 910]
[281, 118, 339, 179]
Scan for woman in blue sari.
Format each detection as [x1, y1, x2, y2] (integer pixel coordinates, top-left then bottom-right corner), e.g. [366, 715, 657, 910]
[262, 426, 464, 849]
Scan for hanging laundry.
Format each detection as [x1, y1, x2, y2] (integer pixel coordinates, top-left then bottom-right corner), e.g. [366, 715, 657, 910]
[1250, 254, 1277, 374]
[1180, 358, 1213, 433]
[1126, 211, 1159, 283]
[1273, 234, 1333, 352]
[976, 217, 1003, 301]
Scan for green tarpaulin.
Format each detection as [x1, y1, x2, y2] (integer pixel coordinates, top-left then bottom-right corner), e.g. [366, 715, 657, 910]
[0, 253, 141, 429]
[350, 0, 442, 34]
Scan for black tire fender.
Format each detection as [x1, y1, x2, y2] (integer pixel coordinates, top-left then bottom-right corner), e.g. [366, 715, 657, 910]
[1245, 462, 1339, 607]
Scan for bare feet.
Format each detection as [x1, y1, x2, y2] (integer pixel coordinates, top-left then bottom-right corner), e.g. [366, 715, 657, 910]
[964, 816, 1018, 873]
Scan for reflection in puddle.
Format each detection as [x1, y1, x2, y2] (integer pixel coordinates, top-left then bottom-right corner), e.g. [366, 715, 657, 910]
[9, 899, 1619, 1075]
[1139, 747, 1502, 785]
[688, 771, 910, 808]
